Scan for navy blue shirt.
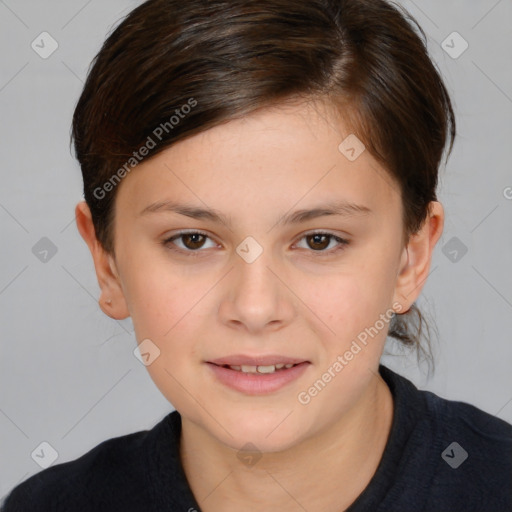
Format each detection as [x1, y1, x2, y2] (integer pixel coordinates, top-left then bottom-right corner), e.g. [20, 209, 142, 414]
[2, 365, 511, 511]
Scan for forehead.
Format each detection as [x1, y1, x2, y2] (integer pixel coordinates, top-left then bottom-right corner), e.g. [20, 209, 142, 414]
[115, 99, 401, 222]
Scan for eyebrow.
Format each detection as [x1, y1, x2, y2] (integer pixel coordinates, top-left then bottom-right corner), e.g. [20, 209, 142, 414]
[139, 199, 372, 226]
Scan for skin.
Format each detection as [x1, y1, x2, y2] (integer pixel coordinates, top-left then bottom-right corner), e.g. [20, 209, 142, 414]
[76, 98, 444, 511]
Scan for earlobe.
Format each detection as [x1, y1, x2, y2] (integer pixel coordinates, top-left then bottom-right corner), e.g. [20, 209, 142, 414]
[75, 201, 131, 320]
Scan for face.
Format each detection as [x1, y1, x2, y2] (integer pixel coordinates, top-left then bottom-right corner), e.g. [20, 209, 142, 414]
[97, 99, 415, 452]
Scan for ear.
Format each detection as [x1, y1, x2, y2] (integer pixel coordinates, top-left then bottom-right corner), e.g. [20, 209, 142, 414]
[75, 201, 130, 320]
[392, 201, 444, 313]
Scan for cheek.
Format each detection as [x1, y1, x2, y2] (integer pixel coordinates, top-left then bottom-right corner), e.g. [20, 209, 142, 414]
[120, 256, 201, 343]
[298, 266, 396, 365]
[300, 272, 384, 332]
[122, 264, 206, 408]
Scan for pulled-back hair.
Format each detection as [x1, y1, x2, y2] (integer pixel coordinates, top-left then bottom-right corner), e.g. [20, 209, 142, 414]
[71, 0, 456, 358]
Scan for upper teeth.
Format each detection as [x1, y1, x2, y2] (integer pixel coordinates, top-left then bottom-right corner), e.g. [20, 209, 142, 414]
[227, 363, 295, 373]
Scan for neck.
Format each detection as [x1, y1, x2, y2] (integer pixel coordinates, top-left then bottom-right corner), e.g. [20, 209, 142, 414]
[179, 372, 393, 512]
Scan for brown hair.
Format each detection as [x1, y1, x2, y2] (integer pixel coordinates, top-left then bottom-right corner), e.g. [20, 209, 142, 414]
[71, 0, 456, 359]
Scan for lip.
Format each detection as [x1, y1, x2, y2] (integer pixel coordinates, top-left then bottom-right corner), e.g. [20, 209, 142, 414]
[208, 354, 309, 366]
[205, 360, 311, 395]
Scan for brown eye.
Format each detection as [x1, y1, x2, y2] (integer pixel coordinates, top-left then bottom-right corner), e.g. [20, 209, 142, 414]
[306, 234, 331, 250]
[295, 232, 350, 254]
[181, 233, 207, 250]
[163, 231, 216, 254]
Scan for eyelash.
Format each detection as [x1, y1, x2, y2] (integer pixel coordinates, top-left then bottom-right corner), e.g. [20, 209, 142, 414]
[162, 230, 350, 257]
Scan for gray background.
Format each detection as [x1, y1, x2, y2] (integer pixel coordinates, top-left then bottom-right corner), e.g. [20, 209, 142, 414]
[1, 0, 511, 500]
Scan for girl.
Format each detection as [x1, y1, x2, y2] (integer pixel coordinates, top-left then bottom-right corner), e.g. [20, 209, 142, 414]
[3, 0, 511, 510]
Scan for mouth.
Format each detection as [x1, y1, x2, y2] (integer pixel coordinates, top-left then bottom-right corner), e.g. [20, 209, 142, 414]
[205, 355, 311, 394]
[213, 362, 302, 374]
[207, 354, 309, 372]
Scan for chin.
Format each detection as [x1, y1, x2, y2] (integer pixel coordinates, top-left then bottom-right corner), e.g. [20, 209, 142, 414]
[222, 432, 301, 456]
[213, 413, 309, 454]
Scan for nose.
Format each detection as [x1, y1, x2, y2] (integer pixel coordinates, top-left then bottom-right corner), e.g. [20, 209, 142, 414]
[218, 251, 295, 334]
